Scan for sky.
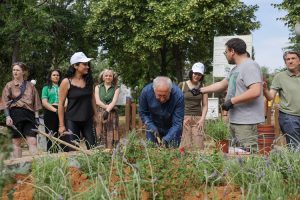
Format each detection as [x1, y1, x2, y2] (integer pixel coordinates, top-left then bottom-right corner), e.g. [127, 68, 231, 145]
[242, 0, 291, 72]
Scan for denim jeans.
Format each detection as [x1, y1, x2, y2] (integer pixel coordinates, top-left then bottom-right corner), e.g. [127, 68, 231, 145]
[279, 111, 300, 150]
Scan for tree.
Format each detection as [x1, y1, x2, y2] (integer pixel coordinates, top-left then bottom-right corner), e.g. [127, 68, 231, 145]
[273, 1, 300, 51]
[0, 0, 98, 90]
[86, 0, 260, 87]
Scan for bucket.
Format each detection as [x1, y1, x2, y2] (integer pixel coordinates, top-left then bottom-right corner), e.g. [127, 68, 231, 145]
[257, 124, 275, 155]
[216, 139, 229, 153]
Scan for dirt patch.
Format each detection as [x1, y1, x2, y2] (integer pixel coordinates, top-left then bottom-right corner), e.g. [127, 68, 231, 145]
[69, 166, 91, 193]
[183, 185, 242, 200]
[2, 167, 90, 199]
[2, 174, 34, 200]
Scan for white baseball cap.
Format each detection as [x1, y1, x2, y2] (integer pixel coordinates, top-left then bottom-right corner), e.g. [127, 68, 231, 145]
[70, 52, 93, 65]
[192, 62, 205, 74]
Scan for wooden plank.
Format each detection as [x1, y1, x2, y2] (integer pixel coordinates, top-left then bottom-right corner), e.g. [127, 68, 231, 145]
[266, 104, 272, 125]
[4, 148, 112, 166]
[131, 103, 137, 130]
[125, 98, 131, 134]
[37, 129, 92, 155]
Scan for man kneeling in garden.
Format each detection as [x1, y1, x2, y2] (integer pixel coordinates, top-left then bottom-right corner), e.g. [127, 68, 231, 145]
[139, 76, 184, 147]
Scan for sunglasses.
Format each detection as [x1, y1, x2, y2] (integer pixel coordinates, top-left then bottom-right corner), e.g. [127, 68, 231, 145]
[81, 62, 89, 66]
[193, 72, 202, 76]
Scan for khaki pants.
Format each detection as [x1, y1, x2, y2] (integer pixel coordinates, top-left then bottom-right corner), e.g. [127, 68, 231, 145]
[180, 116, 204, 150]
[230, 123, 258, 150]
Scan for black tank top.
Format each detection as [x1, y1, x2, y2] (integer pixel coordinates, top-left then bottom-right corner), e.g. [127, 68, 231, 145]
[65, 79, 93, 121]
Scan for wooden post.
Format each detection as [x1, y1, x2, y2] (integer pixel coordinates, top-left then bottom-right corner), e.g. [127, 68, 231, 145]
[125, 97, 131, 134]
[131, 103, 137, 130]
[266, 101, 272, 125]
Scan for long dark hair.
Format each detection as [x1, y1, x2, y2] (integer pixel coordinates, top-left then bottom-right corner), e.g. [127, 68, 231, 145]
[46, 69, 62, 89]
[66, 62, 94, 88]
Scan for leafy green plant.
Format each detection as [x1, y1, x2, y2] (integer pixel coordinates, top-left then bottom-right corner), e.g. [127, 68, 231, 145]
[205, 119, 230, 141]
[0, 130, 13, 196]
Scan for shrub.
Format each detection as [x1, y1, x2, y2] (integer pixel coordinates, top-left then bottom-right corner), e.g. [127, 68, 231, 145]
[205, 119, 230, 141]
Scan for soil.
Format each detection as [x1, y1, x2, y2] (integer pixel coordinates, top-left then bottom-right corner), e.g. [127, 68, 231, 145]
[2, 166, 243, 200]
[1, 167, 91, 200]
[1, 174, 34, 200]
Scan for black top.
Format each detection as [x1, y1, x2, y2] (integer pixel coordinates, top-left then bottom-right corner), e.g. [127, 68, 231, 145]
[65, 80, 93, 121]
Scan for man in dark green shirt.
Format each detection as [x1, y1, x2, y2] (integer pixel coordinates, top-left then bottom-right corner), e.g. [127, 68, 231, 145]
[264, 50, 300, 150]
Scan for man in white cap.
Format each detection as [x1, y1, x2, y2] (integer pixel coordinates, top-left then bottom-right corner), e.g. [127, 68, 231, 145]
[199, 38, 264, 152]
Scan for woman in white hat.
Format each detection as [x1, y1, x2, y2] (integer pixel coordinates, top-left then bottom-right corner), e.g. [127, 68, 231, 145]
[178, 62, 208, 150]
[57, 52, 97, 151]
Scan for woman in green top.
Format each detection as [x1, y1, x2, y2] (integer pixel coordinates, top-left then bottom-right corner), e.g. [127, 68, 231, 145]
[95, 69, 120, 149]
[41, 69, 62, 152]
[179, 62, 208, 150]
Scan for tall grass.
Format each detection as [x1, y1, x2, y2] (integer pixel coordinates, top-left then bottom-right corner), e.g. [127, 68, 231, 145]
[2, 131, 298, 199]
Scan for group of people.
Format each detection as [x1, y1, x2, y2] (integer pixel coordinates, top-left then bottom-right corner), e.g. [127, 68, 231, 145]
[2, 37, 300, 158]
[2, 52, 120, 158]
[139, 38, 300, 152]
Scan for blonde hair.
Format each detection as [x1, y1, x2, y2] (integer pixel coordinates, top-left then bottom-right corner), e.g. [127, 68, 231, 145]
[12, 62, 29, 80]
[99, 69, 118, 86]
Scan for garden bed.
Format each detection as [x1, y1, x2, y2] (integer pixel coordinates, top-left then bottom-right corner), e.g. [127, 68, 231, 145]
[1, 133, 300, 199]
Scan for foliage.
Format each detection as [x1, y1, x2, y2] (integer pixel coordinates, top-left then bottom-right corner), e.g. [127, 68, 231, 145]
[32, 156, 72, 199]
[2, 132, 300, 199]
[272, 1, 300, 51]
[205, 119, 230, 141]
[0, 128, 13, 196]
[0, 1, 99, 92]
[86, 0, 260, 87]
[226, 149, 300, 199]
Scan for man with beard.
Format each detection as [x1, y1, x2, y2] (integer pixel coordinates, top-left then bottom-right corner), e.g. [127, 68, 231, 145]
[199, 38, 264, 151]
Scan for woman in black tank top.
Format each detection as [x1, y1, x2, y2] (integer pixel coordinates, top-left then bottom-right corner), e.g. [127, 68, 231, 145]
[57, 52, 97, 151]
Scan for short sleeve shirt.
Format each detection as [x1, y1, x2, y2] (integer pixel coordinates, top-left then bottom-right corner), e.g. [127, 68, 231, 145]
[1, 80, 42, 112]
[41, 85, 59, 104]
[226, 59, 264, 124]
[271, 70, 300, 116]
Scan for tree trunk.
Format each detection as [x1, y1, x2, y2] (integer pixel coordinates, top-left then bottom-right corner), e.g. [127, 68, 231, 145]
[172, 43, 183, 82]
[12, 39, 20, 63]
[160, 41, 167, 76]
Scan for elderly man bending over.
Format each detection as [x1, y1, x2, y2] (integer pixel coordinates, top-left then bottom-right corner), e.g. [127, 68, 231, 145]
[139, 76, 184, 147]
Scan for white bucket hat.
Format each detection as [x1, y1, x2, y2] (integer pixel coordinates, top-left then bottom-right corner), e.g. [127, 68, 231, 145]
[70, 52, 93, 65]
[192, 62, 205, 74]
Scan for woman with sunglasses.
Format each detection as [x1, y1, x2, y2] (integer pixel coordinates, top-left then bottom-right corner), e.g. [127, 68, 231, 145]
[58, 52, 97, 151]
[41, 69, 62, 152]
[178, 62, 208, 150]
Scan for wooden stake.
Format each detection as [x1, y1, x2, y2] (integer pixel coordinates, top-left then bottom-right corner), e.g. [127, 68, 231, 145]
[37, 130, 92, 155]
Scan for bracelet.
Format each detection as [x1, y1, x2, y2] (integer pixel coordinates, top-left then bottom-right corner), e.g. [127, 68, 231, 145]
[59, 125, 64, 127]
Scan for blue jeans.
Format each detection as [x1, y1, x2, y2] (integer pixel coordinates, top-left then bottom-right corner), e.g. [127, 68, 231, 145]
[279, 111, 300, 150]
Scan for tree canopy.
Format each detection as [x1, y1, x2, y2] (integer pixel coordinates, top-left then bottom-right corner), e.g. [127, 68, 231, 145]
[86, 0, 259, 87]
[1, 0, 260, 91]
[273, 0, 300, 51]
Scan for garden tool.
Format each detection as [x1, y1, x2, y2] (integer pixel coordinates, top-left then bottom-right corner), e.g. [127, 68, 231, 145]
[33, 129, 92, 155]
[153, 131, 162, 145]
